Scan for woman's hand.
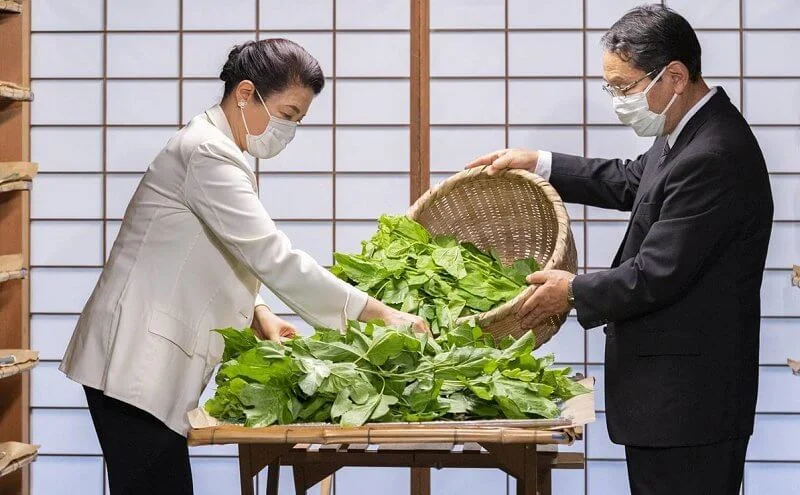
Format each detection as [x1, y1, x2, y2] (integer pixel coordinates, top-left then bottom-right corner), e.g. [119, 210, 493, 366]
[358, 297, 430, 334]
[252, 305, 298, 342]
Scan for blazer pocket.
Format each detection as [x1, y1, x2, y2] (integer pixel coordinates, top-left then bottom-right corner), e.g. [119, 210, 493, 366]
[637, 331, 701, 357]
[148, 309, 197, 357]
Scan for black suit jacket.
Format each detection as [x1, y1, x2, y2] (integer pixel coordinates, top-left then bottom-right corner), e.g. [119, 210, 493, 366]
[550, 89, 773, 447]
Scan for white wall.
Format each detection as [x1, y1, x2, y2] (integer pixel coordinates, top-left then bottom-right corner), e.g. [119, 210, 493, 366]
[28, 1, 800, 494]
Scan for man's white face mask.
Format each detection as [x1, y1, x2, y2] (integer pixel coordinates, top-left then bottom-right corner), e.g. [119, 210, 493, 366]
[612, 66, 677, 137]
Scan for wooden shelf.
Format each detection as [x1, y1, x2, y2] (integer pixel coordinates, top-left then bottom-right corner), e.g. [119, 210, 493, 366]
[0, 82, 32, 102]
[1, 3, 33, 493]
[0, 254, 26, 284]
[0, 360, 37, 380]
[0, 443, 38, 479]
[0, 162, 37, 184]
[0, 1, 22, 14]
[0, 350, 38, 380]
[0, 181, 30, 194]
[0, 162, 36, 195]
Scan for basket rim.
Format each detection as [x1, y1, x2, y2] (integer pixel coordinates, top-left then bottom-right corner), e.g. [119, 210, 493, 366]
[406, 166, 575, 327]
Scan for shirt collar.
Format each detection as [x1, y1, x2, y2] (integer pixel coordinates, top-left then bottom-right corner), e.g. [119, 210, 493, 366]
[667, 86, 718, 148]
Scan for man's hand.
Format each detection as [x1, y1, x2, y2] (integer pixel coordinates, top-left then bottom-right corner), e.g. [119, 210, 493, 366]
[466, 148, 539, 176]
[252, 305, 298, 343]
[517, 270, 576, 329]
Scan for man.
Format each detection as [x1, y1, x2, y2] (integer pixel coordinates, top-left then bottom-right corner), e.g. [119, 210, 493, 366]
[468, 5, 772, 494]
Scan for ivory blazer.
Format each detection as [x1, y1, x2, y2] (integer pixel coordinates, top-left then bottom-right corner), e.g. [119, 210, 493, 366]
[60, 105, 368, 435]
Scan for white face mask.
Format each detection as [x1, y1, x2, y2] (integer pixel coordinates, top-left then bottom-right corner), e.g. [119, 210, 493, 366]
[612, 67, 678, 137]
[239, 90, 297, 159]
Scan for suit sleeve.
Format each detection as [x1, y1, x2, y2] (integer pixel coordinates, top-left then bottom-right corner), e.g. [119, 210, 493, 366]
[548, 147, 653, 211]
[183, 140, 368, 330]
[571, 151, 737, 328]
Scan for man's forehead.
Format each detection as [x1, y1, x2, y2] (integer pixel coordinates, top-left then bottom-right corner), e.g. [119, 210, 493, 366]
[602, 51, 644, 84]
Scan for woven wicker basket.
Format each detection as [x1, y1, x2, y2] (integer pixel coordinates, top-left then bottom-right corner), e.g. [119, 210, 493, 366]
[407, 167, 577, 349]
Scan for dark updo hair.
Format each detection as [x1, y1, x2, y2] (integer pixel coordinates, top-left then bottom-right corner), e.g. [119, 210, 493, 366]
[220, 38, 325, 99]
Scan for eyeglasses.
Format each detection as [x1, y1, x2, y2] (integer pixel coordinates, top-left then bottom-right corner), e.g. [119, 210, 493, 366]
[601, 67, 662, 97]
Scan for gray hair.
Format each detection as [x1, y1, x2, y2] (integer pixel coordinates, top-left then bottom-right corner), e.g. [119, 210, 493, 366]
[601, 4, 702, 82]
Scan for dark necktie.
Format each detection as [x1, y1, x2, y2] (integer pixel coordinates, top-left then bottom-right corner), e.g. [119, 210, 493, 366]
[658, 139, 671, 166]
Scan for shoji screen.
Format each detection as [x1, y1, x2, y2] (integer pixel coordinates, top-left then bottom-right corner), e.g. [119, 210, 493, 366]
[25, 0, 800, 494]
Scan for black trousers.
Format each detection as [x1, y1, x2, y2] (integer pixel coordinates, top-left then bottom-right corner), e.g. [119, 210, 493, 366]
[84, 386, 194, 495]
[625, 437, 749, 495]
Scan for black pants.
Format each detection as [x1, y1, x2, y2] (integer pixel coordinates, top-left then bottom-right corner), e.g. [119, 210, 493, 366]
[84, 386, 194, 495]
[625, 437, 749, 495]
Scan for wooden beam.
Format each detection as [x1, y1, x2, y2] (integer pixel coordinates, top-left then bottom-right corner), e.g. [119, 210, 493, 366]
[409, 0, 430, 202]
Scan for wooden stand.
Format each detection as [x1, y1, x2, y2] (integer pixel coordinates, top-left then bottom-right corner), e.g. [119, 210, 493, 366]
[189, 383, 594, 495]
[0, 2, 34, 494]
[236, 442, 583, 495]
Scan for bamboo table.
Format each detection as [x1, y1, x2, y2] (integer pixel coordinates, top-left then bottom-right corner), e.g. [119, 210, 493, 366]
[188, 379, 595, 495]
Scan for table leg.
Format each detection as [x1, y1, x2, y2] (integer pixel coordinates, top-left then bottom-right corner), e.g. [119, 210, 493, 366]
[410, 467, 431, 495]
[293, 464, 308, 495]
[239, 444, 255, 495]
[266, 458, 281, 495]
[516, 444, 538, 495]
[537, 464, 552, 495]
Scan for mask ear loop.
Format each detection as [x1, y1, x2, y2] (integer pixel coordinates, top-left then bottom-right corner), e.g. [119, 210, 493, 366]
[643, 66, 678, 116]
[643, 66, 669, 94]
[255, 89, 273, 120]
[238, 99, 252, 135]
[660, 93, 679, 116]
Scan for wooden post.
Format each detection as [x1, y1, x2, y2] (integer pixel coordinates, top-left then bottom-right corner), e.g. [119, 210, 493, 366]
[409, 0, 430, 202]
[409, 3, 431, 491]
[0, 1, 31, 494]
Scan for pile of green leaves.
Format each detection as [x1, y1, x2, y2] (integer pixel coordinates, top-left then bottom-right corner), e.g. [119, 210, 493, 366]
[205, 321, 589, 428]
[330, 215, 540, 334]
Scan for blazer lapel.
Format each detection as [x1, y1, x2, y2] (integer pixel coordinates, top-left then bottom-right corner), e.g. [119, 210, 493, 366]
[611, 138, 664, 266]
[628, 136, 666, 217]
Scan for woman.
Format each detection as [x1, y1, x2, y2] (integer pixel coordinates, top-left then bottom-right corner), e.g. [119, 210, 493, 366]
[59, 39, 426, 494]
